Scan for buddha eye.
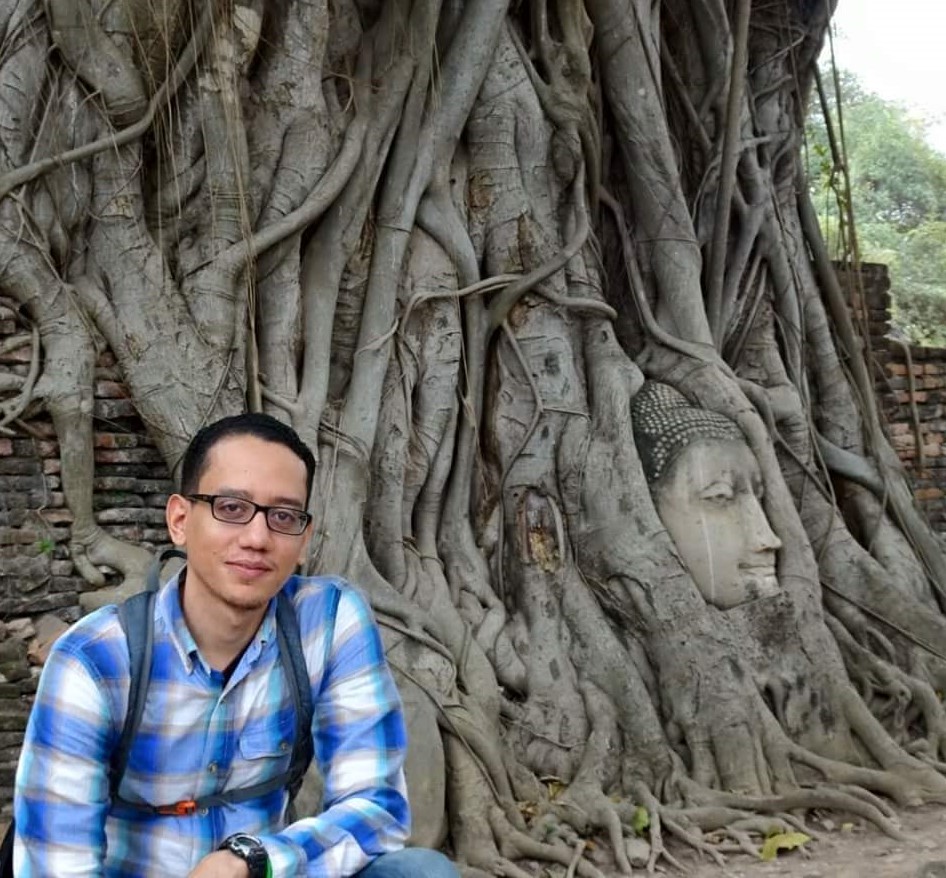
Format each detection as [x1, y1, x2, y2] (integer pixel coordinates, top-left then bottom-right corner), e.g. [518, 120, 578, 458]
[700, 482, 734, 505]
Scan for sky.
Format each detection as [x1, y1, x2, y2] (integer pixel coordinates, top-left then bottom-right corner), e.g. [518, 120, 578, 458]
[830, 0, 946, 153]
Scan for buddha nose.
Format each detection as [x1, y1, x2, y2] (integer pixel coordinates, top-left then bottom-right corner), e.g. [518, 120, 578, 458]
[746, 493, 782, 553]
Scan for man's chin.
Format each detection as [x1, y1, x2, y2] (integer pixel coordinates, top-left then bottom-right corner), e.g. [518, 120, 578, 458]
[220, 580, 279, 613]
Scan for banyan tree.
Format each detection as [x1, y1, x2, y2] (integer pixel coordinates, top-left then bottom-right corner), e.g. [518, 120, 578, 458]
[3, 0, 946, 872]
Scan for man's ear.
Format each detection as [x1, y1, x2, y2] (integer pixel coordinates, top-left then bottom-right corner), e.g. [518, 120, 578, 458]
[298, 521, 314, 567]
[166, 494, 190, 547]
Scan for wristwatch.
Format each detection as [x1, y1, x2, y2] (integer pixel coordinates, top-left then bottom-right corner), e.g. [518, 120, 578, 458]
[219, 833, 269, 878]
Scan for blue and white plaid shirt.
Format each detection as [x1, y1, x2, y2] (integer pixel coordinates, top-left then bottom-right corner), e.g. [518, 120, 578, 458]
[14, 574, 410, 877]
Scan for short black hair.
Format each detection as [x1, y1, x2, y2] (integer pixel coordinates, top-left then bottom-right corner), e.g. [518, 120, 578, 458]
[179, 413, 316, 503]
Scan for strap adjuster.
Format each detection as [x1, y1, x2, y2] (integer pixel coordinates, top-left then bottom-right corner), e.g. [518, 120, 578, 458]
[156, 799, 199, 816]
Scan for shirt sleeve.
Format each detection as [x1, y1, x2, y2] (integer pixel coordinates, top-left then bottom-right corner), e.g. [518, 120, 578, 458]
[262, 585, 411, 877]
[13, 637, 114, 877]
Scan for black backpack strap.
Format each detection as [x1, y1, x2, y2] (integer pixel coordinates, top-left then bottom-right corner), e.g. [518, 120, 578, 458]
[276, 589, 315, 803]
[0, 817, 14, 878]
[109, 547, 186, 802]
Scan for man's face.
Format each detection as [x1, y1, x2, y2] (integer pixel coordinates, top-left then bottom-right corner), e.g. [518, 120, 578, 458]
[166, 434, 311, 614]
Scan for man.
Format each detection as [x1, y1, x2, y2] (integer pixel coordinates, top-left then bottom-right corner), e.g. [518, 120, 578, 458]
[14, 413, 458, 877]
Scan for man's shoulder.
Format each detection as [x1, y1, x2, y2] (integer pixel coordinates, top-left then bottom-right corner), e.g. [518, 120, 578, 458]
[45, 604, 129, 679]
[281, 575, 372, 632]
[282, 574, 358, 604]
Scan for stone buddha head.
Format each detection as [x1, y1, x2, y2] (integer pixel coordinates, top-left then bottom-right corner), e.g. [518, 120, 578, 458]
[633, 382, 781, 609]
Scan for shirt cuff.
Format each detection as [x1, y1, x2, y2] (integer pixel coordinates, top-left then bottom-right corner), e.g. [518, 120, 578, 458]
[260, 834, 310, 878]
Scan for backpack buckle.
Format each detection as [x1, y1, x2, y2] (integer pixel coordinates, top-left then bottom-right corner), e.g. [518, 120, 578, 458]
[156, 799, 199, 816]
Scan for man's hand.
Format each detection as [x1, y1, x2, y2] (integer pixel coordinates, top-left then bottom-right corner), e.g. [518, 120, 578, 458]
[187, 850, 251, 877]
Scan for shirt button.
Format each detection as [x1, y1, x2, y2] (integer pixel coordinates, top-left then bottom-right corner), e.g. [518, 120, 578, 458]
[208, 762, 218, 774]
[198, 808, 209, 817]
[279, 741, 290, 752]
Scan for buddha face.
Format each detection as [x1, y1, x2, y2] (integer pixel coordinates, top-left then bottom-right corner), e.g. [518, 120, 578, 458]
[653, 438, 781, 609]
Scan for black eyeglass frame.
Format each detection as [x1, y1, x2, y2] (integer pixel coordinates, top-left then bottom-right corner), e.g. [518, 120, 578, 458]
[185, 493, 312, 536]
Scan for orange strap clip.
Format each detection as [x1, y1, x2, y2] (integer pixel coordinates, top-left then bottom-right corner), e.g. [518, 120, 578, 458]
[156, 800, 199, 816]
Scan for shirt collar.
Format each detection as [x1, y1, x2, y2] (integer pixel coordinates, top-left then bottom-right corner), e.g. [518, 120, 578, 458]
[155, 569, 279, 675]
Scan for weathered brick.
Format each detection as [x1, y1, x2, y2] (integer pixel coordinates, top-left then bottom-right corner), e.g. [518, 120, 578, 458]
[38, 508, 73, 525]
[93, 492, 145, 510]
[141, 529, 169, 543]
[94, 433, 139, 449]
[92, 476, 139, 491]
[94, 380, 129, 399]
[0, 592, 74, 614]
[28, 490, 63, 508]
[34, 439, 58, 457]
[0, 458, 40, 475]
[0, 555, 50, 578]
[94, 447, 164, 464]
[0, 529, 41, 546]
[93, 398, 138, 420]
[96, 507, 166, 525]
[0, 439, 12, 456]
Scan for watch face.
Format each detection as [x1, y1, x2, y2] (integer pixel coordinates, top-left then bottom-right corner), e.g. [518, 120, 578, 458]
[223, 833, 268, 878]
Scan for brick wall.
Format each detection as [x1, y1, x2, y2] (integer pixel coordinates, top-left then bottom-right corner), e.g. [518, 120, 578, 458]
[842, 263, 946, 533]
[0, 295, 172, 815]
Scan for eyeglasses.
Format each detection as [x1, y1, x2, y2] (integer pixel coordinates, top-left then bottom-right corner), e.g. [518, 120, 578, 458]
[185, 494, 312, 536]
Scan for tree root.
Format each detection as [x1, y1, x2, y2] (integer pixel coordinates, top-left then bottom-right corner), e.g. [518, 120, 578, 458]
[0, 322, 39, 427]
[693, 786, 904, 840]
[486, 806, 607, 878]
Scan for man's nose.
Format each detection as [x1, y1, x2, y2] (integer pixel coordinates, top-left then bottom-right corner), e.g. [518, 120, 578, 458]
[239, 508, 272, 545]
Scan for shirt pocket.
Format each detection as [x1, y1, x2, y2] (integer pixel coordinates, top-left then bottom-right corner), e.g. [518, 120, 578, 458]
[233, 714, 295, 786]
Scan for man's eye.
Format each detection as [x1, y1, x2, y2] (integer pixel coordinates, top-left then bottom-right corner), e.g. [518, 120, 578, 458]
[218, 499, 250, 516]
[271, 510, 295, 525]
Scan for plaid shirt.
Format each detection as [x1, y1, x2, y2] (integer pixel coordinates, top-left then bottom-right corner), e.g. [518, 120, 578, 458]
[14, 574, 410, 877]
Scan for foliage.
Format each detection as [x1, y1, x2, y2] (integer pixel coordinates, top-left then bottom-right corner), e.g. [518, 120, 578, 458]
[807, 68, 946, 345]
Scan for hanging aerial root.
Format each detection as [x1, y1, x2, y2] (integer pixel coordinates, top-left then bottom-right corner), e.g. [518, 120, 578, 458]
[0, 3, 218, 204]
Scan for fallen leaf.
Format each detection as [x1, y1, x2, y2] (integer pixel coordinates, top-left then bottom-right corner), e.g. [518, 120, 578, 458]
[760, 831, 811, 861]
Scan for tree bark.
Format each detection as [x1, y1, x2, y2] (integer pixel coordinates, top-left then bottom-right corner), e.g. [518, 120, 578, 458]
[3, 0, 945, 870]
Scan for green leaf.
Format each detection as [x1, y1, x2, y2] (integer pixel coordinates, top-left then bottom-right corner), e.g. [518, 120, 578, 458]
[760, 831, 810, 861]
[630, 806, 650, 836]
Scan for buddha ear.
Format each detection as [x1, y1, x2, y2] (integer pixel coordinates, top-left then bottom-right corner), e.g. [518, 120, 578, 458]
[166, 494, 190, 547]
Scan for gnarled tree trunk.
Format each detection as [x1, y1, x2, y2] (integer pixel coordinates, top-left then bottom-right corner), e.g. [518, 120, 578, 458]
[3, 0, 946, 871]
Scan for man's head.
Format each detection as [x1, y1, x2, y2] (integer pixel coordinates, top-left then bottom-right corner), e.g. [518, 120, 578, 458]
[167, 413, 316, 618]
[180, 412, 316, 500]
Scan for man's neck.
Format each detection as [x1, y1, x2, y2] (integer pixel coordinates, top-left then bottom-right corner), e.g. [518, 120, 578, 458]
[178, 574, 268, 672]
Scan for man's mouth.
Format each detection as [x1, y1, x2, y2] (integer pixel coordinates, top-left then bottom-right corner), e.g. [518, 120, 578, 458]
[227, 560, 272, 576]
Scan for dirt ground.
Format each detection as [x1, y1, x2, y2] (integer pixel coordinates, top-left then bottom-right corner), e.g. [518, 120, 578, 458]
[673, 805, 946, 878]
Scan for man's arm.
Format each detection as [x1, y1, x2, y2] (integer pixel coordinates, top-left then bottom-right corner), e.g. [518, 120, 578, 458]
[14, 637, 114, 876]
[260, 585, 410, 878]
